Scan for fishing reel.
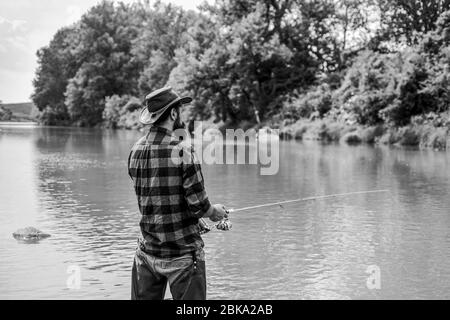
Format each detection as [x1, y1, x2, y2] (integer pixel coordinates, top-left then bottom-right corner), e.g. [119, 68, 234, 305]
[216, 218, 232, 231]
[198, 206, 233, 235]
[199, 217, 232, 235]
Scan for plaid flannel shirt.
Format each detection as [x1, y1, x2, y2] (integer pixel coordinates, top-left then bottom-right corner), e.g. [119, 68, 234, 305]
[128, 126, 212, 258]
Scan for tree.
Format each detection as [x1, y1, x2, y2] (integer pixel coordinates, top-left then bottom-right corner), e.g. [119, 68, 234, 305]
[167, 11, 221, 121]
[132, 0, 198, 95]
[377, 0, 450, 46]
[34, 0, 449, 129]
[32, 26, 80, 124]
[333, 0, 379, 69]
[417, 10, 450, 114]
[64, 1, 144, 126]
[170, 0, 337, 123]
[0, 101, 13, 121]
[32, 0, 203, 127]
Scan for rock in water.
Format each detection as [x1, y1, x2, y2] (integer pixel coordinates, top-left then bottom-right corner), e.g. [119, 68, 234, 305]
[13, 227, 51, 241]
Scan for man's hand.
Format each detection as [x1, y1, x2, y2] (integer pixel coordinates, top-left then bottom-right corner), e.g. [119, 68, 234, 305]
[207, 204, 228, 222]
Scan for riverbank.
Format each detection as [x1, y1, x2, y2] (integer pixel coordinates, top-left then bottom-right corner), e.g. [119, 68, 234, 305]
[277, 119, 450, 151]
[0, 102, 36, 122]
[22, 110, 450, 151]
[0, 122, 38, 127]
[194, 111, 450, 151]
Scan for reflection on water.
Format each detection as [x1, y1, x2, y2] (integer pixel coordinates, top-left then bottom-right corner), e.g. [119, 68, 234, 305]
[0, 124, 449, 299]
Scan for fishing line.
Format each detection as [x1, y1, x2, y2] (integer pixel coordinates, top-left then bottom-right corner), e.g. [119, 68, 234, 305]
[200, 189, 390, 234]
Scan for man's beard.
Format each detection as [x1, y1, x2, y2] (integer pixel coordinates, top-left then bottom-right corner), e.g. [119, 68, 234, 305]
[173, 114, 186, 130]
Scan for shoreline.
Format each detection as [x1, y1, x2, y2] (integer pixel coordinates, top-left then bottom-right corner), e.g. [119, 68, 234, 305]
[3, 118, 449, 151]
[277, 119, 450, 151]
[0, 121, 38, 127]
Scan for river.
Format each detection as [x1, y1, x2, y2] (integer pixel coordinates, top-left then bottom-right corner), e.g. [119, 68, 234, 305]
[0, 123, 449, 299]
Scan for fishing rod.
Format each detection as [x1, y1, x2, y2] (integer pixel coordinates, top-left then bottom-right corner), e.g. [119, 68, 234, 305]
[200, 189, 390, 234]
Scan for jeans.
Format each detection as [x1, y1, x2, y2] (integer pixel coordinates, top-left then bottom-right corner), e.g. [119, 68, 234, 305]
[131, 246, 206, 300]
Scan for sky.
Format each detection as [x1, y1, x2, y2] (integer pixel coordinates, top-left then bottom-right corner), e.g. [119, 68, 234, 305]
[0, 0, 204, 103]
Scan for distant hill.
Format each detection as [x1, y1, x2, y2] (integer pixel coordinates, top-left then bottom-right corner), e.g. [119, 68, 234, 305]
[0, 102, 36, 122]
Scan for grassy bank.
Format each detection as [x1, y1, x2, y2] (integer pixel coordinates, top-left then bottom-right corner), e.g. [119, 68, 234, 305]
[27, 100, 450, 151]
[0, 102, 37, 122]
[176, 114, 450, 151]
[278, 119, 450, 150]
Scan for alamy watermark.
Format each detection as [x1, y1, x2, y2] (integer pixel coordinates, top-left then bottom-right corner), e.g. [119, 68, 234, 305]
[366, 265, 381, 290]
[171, 122, 280, 176]
[66, 265, 81, 290]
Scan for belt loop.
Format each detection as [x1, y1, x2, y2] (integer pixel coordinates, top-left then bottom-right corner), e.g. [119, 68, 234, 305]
[192, 251, 197, 269]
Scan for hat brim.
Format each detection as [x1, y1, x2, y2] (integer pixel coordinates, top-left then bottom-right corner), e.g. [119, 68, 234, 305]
[139, 96, 192, 125]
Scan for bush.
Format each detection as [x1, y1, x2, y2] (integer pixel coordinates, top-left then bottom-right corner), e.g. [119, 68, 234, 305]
[427, 129, 449, 149]
[0, 106, 12, 121]
[103, 95, 142, 129]
[38, 104, 71, 126]
[346, 93, 394, 125]
[411, 112, 450, 127]
[419, 126, 449, 150]
[123, 98, 142, 113]
[286, 84, 333, 120]
[118, 110, 142, 130]
[379, 131, 398, 145]
[297, 119, 352, 141]
[341, 132, 363, 145]
[378, 125, 449, 149]
[293, 122, 309, 140]
[381, 13, 450, 125]
[379, 126, 422, 146]
[397, 127, 421, 146]
[103, 95, 128, 129]
[333, 51, 401, 125]
[360, 126, 385, 143]
[380, 53, 438, 126]
[279, 127, 294, 140]
[420, 13, 450, 114]
[322, 121, 349, 141]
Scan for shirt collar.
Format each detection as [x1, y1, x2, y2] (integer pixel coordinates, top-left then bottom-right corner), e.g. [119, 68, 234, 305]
[149, 125, 173, 136]
[146, 125, 175, 144]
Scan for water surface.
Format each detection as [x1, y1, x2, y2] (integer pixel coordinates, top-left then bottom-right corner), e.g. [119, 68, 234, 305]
[0, 124, 449, 299]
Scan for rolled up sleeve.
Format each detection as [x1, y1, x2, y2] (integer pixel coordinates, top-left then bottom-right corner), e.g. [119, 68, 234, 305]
[182, 146, 212, 218]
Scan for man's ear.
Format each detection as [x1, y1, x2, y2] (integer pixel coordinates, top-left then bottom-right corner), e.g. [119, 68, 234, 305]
[170, 107, 178, 121]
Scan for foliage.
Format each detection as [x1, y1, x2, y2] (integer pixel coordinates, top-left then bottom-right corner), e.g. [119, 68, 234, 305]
[32, 0, 192, 127]
[0, 105, 13, 121]
[64, 1, 144, 126]
[133, 1, 198, 95]
[31, 1, 450, 132]
[376, 0, 450, 46]
[286, 84, 333, 120]
[103, 95, 142, 129]
[32, 26, 78, 124]
[169, 0, 337, 123]
[379, 124, 450, 150]
[381, 10, 450, 125]
[103, 95, 129, 129]
[332, 0, 379, 68]
[37, 105, 71, 126]
[379, 53, 438, 125]
[334, 50, 401, 125]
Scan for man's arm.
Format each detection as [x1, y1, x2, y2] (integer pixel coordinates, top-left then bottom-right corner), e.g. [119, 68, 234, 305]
[181, 146, 212, 218]
[127, 150, 133, 180]
[181, 146, 227, 221]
